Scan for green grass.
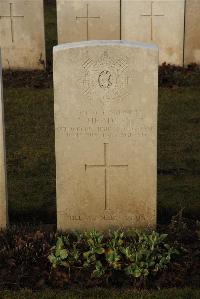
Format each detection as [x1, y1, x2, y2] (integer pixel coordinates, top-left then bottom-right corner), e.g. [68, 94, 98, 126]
[158, 87, 200, 222]
[158, 87, 200, 173]
[4, 88, 56, 223]
[1, 288, 200, 299]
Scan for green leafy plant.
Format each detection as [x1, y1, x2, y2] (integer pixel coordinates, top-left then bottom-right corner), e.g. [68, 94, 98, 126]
[48, 236, 69, 268]
[122, 231, 178, 279]
[48, 229, 179, 285]
[81, 230, 105, 279]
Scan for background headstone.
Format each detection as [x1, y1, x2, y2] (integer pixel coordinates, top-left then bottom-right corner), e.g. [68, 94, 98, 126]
[57, 0, 120, 43]
[54, 40, 158, 231]
[121, 0, 185, 65]
[0, 0, 46, 70]
[184, 0, 200, 65]
[0, 49, 7, 228]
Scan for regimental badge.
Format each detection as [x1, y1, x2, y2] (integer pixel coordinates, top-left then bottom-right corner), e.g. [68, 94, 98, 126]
[79, 51, 130, 103]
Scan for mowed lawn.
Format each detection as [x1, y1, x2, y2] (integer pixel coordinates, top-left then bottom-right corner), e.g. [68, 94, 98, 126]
[4, 87, 56, 223]
[2, 0, 200, 224]
[158, 86, 200, 222]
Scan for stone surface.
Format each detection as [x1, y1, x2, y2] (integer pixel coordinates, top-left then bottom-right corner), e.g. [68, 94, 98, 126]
[0, 0, 46, 69]
[121, 0, 185, 65]
[0, 50, 7, 228]
[57, 0, 120, 43]
[184, 0, 200, 65]
[54, 40, 158, 231]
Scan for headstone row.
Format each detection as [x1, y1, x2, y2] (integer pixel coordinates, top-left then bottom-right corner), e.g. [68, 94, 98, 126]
[57, 0, 200, 66]
[0, 0, 200, 69]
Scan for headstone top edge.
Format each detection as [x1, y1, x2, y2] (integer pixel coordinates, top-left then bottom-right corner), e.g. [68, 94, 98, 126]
[53, 40, 158, 53]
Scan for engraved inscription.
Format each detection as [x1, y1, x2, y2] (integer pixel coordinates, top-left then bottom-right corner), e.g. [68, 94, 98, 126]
[0, 3, 24, 43]
[57, 211, 147, 223]
[56, 109, 155, 139]
[85, 143, 128, 210]
[141, 1, 164, 41]
[79, 51, 131, 102]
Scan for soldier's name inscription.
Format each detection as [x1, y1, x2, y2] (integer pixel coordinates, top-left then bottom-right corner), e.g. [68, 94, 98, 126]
[56, 109, 154, 138]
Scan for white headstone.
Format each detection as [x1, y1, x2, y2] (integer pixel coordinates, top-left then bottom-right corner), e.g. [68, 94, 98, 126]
[0, 0, 46, 70]
[0, 49, 7, 228]
[184, 0, 200, 65]
[57, 0, 120, 43]
[121, 0, 185, 65]
[54, 40, 158, 231]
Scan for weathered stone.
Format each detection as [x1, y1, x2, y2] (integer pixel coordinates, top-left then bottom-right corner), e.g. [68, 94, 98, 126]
[121, 0, 185, 65]
[184, 0, 200, 65]
[57, 0, 120, 43]
[0, 0, 46, 70]
[54, 40, 158, 231]
[0, 49, 7, 228]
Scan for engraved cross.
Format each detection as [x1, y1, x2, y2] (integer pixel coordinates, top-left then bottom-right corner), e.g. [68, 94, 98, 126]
[85, 143, 128, 210]
[141, 1, 164, 41]
[76, 3, 100, 40]
[0, 3, 24, 43]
